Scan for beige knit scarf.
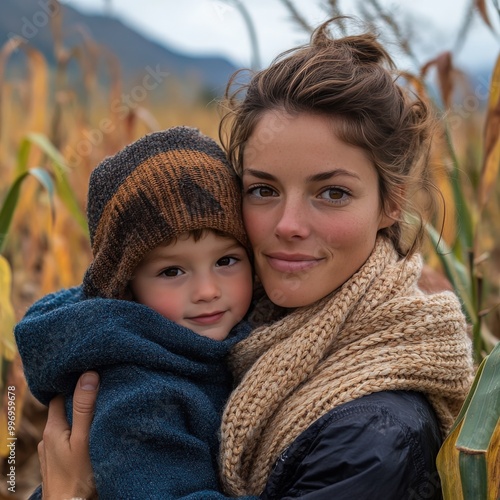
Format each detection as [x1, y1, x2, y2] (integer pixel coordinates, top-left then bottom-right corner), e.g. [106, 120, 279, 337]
[220, 237, 474, 496]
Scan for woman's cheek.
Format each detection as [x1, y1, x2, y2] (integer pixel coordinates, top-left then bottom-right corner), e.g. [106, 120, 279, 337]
[243, 205, 266, 247]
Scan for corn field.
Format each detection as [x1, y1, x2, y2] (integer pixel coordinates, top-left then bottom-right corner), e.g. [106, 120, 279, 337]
[1, 0, 499, 498]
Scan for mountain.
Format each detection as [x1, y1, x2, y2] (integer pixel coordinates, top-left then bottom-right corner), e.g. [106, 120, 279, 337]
[1, 0, 240, 97]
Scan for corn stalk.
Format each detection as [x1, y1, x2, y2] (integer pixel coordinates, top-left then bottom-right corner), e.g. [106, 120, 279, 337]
[424, 50, 500, 363]
[437, 342, 500, 499]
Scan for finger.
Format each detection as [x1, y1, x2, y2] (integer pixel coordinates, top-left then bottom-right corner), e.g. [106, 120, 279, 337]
[44, 395, 70, 441]
[70, 371, 99, 447]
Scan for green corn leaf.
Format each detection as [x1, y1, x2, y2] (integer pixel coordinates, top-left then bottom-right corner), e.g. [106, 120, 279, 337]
[14, 135, 32, 177]
[459, 454, 488, 499]
[0, 167, 54, 253]
[14, 133, 88, 236]
[438, 343, 500, 499]
[24, 132, 69, 172]
[456, 341, 500, 449]
[457, 342, 500, 498]
[437, 361, 485, 500]
[443, 124, 475, 254]
[425, 223, 476, 324]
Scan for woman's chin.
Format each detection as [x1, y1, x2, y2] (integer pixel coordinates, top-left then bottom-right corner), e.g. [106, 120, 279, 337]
[262, 277, 335, 308]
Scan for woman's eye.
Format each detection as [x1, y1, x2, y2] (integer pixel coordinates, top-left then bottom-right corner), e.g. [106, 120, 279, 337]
[318, 187, 350, 202]
[161, 267, 183, 278]
[216, 256, 238, 267]
[247, 185, 277, 198]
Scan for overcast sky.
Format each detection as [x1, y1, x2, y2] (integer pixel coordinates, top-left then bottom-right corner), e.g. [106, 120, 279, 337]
[59, 0, 499, 73]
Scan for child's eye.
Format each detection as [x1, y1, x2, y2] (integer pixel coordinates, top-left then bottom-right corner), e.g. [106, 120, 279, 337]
[247, 185, 278, 198]
[160, 267, 184, 278]
[216, 256, 239, 267]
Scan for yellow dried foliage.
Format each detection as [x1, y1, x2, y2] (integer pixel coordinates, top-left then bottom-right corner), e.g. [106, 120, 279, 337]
[479, 53, 500, 210]
[433, 154, 458, 246]
[0, 255, 17, 458]
[25, 46, 48, 134]
[0, 255, 15, 363]
[421, 52, 455, 108]
[438, 421, 465, 500]
[0, 22, 222, 329]
[488, 421, 500, 500]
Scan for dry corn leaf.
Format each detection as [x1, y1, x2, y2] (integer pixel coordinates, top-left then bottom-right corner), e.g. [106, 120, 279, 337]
[478, 53, 500, 209]
[24, 45, 49, 134]
[125, 106, 161, 143]
[437, 421, 465, 500]
[0, 38, 49, 175]
[40, 251, 58, 296]
[0, 254, 17, 459]
[0, 37, 26, 143]
[421, 52, 454, 109]
[475, 0, 495, 31]
[398, 71, 428, 99]
[0, 255, 16, 363]
[50, 0, 64, 61]
[104, 48, 124, 149]
[75, 25, 105, 94]
[487, 419, 500, 500]
[52, 210, 76, 288]
[0, 38, 49, 135]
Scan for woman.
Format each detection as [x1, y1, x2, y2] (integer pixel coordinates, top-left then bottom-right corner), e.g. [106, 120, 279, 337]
[34, 19, 474, 499]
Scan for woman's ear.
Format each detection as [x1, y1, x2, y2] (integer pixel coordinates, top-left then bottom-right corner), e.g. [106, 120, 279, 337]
[378, 210, 399, 230]
[378, 186, 404, 230]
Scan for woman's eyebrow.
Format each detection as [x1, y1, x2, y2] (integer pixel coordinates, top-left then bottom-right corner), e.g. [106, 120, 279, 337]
[244, 168, 360, 182]
[307, 169, 361, 182]
[243, 169, 277, 181]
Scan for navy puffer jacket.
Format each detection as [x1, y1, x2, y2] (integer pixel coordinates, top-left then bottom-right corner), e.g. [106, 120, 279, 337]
[261, 390, 443, 499]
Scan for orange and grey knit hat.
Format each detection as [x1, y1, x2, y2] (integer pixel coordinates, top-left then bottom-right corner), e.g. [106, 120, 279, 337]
[82, 127, 249, 299]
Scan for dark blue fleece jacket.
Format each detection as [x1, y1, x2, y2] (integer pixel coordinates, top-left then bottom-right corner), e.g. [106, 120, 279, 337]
[15, 286, 255, 499]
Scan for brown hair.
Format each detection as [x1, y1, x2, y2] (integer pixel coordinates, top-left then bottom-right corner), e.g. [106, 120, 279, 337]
[219, 18, 437, 256]
[158, 228, 245, 246]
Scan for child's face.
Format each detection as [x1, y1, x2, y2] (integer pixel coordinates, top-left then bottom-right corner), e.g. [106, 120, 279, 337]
[130, 232, 253, 341]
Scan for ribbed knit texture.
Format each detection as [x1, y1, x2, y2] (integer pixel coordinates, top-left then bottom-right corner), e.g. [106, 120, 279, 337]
[219, 236, 474, 495]
[83, 127, 249, 299]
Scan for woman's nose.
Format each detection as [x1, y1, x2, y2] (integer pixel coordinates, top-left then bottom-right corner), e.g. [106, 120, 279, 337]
[274, 196, 310, 240]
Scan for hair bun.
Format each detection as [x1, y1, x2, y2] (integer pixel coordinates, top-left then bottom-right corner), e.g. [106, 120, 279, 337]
[312, 18, 394, 67]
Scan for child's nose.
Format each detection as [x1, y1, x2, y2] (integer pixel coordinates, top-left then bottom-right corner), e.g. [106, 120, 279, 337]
[192, 274, 221, 302]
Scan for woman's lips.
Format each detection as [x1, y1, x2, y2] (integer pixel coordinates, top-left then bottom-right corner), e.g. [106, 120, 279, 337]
[188, 312, 225, 325]
[265, 253, 323, 273]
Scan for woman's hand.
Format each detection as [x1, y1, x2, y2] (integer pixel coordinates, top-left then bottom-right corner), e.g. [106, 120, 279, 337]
[38, 372, 100, 499]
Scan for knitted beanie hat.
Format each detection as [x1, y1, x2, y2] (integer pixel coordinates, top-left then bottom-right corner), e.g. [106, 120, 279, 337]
[82, 127, 249, 299]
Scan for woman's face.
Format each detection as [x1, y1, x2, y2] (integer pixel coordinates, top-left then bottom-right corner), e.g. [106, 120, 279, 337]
[242, 111, 396, 308]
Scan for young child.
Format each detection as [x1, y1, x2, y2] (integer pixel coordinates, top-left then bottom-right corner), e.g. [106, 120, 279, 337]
[15, 127, 254, 499]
